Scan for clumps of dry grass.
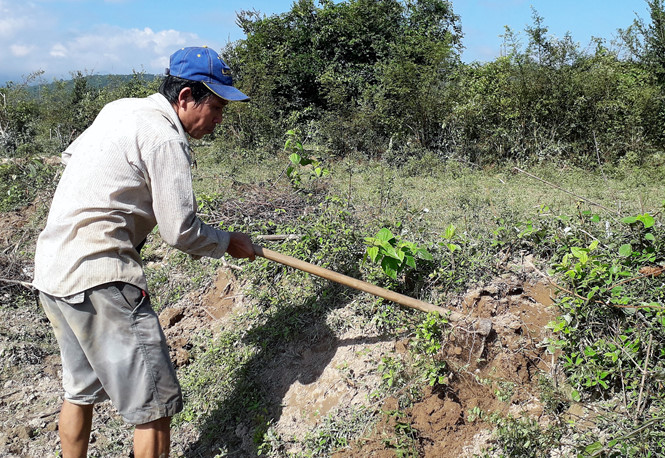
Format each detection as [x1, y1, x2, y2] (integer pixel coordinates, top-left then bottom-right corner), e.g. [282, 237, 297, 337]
[200, 182, 326, 228]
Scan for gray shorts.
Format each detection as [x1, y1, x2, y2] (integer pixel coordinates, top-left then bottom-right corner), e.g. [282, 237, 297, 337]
[39, 282, 183, 425]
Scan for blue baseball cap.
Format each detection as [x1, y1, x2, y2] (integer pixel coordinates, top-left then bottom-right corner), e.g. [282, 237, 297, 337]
[167, 46, 250, 102]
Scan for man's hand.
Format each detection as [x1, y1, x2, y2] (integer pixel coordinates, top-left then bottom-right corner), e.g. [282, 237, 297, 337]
[226, 232, 256, 261]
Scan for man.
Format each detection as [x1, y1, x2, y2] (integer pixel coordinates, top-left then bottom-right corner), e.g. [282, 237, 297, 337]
[33, 46, 255, 458]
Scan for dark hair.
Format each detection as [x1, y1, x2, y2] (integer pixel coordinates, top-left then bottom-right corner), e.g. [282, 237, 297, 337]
[158, 75, 214, 105]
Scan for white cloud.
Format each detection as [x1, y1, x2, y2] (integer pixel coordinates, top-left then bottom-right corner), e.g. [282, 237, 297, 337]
[53, 25, 201, 75]
[0, 0, 34, 37]
[0, 17, 26, 37]
[10, 44, 33, 57]
[50, 43, 68, 58]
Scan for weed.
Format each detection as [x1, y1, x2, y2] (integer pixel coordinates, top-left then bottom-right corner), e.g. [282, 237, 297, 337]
[495, 381, 515, 403]
[378, 356, 406, 389]
[409, 312, 450, 387]
[284, 129, 329, 189]
[300, 406, 375, 456]
[0, 158, 56, 211]
[382, 410, 419, 457]
[467, 406, 484, 423]
[485, 413, 564, 457]
[537, 374, 570, 415]
[364, 226, 433, 280]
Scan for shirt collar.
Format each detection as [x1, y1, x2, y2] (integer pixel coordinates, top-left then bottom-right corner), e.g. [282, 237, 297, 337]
[149, 93, 188, 141]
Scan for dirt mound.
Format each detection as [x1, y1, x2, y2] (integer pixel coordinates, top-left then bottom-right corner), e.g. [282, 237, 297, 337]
[332, 274, 559, 457]
[160, 268, 241, 367]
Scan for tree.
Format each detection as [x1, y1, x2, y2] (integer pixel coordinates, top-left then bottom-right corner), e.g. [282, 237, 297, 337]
[0, 72, 44, 157]
[223, 0, 462, 153]
[624, 0, 665, 84]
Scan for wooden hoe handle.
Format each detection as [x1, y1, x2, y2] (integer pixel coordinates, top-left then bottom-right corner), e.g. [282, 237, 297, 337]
[252, 244, 470, 323]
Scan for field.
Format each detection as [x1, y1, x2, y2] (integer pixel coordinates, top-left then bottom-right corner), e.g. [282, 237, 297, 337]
[2, 146, 665, 457]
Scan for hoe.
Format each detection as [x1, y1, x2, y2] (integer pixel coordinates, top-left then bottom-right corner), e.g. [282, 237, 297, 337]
[253, 244, 492, 336]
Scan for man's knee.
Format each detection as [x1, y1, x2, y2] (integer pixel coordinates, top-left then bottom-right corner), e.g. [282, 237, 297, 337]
[136, 416, 171, 431]
[134, 416, 171, 458]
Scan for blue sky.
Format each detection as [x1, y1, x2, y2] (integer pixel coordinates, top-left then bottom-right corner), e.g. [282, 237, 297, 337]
[0, 0, 650, 84]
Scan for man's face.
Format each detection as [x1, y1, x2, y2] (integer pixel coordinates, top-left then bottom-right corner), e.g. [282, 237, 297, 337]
[178, 93, 227, 139]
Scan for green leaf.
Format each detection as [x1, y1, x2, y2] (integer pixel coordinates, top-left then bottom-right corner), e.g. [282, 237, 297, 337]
[645, 232, 655, 241]
[638, 213, 655, 228]
[289, 153, 302, 165]
[583, 441, 603, 453]
[376, 228, 395, 242]
[571, 390, 581, 402]
[444, 223, 456, 240]
[571, 247, 588, 263]
[610, 285, 624, 296]
[417, 248, 433, 260]
[381, 257, 399, 279]
[379, 241, 400, 259]
[367, 246, 379, 263]
[405, 255, 416, 269]
[446, 243, 461, 253]
[570, 247, 583, 257]
[621, 216, 638, 224]
[618, 244, 633, 257]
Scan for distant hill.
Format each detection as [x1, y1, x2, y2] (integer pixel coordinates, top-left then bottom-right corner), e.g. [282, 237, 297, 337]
[26, 73, 160, 97]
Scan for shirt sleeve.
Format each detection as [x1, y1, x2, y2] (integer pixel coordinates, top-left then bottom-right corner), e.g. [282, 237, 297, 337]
[143, 139, 230, 258]
[61, 130, 86, 165]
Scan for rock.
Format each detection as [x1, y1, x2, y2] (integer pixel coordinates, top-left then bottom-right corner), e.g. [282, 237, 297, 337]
[174, 348, 190, 367]
[14, 426, 35, 440]
[394, 339, 409, 354]
[159, 306, 185, 328]
[473, 318, 493, 336]
[483, 284, 500, 296]
[235, 423, 249, 439]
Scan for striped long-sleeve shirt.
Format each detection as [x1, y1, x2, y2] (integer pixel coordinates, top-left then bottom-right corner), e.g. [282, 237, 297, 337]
[33, 93, 230, 297]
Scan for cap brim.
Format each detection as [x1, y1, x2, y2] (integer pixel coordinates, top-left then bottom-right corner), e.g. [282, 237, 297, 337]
[203, 82, 250, 102]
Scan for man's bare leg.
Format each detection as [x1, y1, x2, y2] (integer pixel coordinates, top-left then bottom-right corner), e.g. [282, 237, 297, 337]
[134, 416, 171, 458]
[59, 400, 94, 458]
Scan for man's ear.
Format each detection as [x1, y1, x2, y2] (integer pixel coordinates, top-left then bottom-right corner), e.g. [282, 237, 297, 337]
[177, 87, 193, 110]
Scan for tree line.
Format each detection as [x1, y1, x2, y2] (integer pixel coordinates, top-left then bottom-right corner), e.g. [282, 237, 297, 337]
[1, 0, 664, 167]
